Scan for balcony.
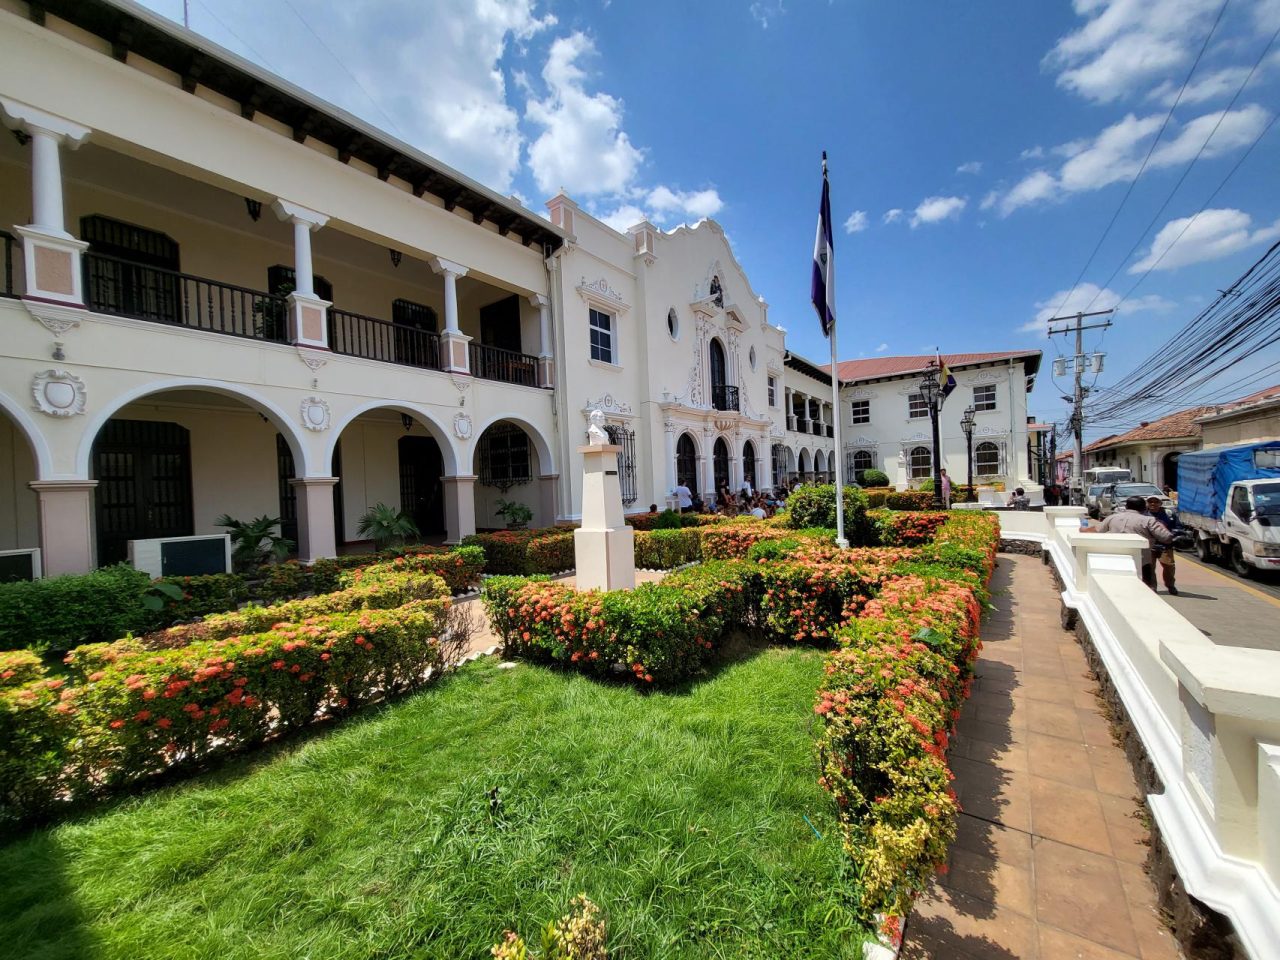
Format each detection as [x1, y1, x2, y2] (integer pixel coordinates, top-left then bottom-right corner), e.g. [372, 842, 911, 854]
[469, 342, 540, 388]
[810, 421, 824, 436]
[77, 253, 545, 387]
[825, 424, 834, 438]
[794, 418, 809, 433]
[711, 383, 739, 412]
[1, 230, 16, 298]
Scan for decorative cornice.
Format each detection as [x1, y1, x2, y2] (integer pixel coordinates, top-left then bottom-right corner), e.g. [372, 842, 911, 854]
[582, 393, 633, 417]
[576, 276, 629, 312]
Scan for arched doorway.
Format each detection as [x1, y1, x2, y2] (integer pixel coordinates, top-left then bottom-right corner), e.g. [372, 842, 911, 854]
[798, 448, 811, 481]
[88, 387, 306, 567]
[0, 404, 41, 579]
[676, 433, 698, 491]
[771, 443, 786, 490]
[709, 338, 729, 410]
[851, 449, 873, 484]
[742, 440, 757, 492]
[814, 449, 827, 482]
[712, 437, 730, 493]
[473, 418, 555, 530]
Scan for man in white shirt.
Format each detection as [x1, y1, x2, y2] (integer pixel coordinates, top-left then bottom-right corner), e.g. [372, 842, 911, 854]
[674, 482, 693, 512]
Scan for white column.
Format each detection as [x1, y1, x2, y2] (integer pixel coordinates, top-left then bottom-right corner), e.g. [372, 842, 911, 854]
[2, 98, 91, 306]
[442, 475, 477, 544]
[271, 200, 331, 349]
[663, 420, 677, 495]
[291, 477, 338, 562]
[530, 293, 553, 387]
[432, 257, 472, 374]
[29, 480, 97, 575]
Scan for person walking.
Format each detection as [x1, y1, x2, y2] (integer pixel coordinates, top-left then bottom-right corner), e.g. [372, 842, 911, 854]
[939, 468, 952, 508]
[1146, 495, 1181, 595]
[1095, 495, 1173, 590]
[673, 480, 693, 513]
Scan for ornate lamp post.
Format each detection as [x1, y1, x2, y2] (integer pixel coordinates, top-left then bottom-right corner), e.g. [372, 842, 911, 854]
[919, 364, 944, 509]
[960, 405, 976, 502]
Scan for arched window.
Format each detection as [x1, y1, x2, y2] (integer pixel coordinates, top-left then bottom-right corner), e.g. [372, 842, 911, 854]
[676, 433, 697, 491]
[851, 449, 874, 483]
[772, 443, 786, 488]
[975, 441, 1001, 477]
[909, 445, 932, 480]
[713, 437, 730, 493]
[798, 448, 811, 477]
[814, 450, 826, 476]
[742, 440, 756, 490]
[709, 338, 731, 410]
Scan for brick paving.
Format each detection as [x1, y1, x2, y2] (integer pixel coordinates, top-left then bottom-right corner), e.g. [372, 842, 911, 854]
[903, 553, 1182, 960]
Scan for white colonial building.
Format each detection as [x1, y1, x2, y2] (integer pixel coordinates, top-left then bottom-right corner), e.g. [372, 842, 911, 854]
[829, 352, 1042, 492]
[0, 0, 1044, 579]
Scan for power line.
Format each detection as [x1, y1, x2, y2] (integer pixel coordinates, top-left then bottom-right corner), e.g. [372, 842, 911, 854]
[1044, 0, 1231, 323]
[277, 0, 406, 139]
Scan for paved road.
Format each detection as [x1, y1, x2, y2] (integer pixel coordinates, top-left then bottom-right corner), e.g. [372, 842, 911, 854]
[1158, 550, 1280, 652]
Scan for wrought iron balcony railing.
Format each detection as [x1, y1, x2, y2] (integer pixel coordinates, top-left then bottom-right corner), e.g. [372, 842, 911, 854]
[711, 383, 739, 412]
[469, 341, 540, 387]
[0, 231, 16, 298]
[329, 308, 443, 370]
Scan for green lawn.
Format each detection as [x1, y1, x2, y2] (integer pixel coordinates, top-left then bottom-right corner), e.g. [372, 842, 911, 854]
[0, 648, 865, 960]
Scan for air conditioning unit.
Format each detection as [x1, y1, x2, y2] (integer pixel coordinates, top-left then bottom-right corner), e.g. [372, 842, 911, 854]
[129, 534, 232, 578]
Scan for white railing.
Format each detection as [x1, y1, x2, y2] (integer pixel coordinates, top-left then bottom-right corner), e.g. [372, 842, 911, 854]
[999, 509, 1280, 959]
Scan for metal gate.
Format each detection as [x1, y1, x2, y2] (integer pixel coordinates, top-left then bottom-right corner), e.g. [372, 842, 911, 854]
[604, 424, 638, 507]
[93, 419, 194, 566]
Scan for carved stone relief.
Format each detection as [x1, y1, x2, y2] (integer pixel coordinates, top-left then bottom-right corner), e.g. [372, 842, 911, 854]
[32, 369, 86, 417]
[299, 396, 331, 432]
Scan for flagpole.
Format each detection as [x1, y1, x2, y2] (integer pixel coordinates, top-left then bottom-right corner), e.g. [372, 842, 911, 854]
[831, 309, 848, 549]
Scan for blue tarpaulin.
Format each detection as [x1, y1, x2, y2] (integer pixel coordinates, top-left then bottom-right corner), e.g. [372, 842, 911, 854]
[1177, 441, 1280, 521]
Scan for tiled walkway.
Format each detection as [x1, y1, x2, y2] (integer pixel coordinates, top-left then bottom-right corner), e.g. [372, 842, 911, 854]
[903, 553, 1182, 960]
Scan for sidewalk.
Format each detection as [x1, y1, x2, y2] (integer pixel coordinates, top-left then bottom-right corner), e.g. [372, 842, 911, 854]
[1158, 554, 1280, 652]
[903, 553, 1181, 960]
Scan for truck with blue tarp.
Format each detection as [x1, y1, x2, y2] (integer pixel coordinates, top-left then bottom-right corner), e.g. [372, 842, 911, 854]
[1177, 440, 1280, 576]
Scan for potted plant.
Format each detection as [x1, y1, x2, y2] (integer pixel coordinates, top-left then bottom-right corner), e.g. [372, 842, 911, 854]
[495, 498, 533, 530]
[357, 502, 420, 550]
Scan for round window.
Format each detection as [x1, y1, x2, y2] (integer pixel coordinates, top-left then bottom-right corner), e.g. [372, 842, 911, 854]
[667, 308, 679, 340]
[749, 346, 757, 370]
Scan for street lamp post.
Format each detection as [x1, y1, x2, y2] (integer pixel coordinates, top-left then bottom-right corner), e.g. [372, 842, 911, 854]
[919, 364, 944, 510]
[960, 405, 976, 503]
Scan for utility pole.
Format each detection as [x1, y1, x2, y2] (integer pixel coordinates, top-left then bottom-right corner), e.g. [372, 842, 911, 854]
[1047, 309, 1113, 504]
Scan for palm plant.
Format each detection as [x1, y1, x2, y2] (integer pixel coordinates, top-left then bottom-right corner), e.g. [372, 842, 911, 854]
[216, 514, 295, 571]
[357, 502, 420, 550]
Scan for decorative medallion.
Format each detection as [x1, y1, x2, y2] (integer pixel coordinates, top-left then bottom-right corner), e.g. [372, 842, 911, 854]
[577, 276, 624, 303]
[24, 301, 84, 337]
[299, 396, 331, 431]
[295, 346, 328, 372]
[32, 369, 86, 417]
[453, 412, 473, 440]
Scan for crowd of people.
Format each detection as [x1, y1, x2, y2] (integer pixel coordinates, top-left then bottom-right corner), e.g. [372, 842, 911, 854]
[667, 479, 789, 519]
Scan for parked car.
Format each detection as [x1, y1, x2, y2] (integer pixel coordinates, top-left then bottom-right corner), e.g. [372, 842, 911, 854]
[1085, 483, 1108, 519]
[1095, 482, 1175, 519]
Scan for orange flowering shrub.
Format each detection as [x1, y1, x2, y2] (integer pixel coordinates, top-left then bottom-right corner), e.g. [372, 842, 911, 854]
[0, 650, 46, 690]
[872, 510, 948, 547]
[815, 573, 984, 923]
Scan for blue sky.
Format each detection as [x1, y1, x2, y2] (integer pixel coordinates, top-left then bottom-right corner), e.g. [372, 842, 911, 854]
[137, 0, 1280, 438]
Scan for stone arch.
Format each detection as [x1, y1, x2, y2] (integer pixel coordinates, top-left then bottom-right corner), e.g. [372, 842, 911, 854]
[469, 413, 556, 477]
[0, 386, 54, 479]
[798, 448, 812, 475]
[814, 449, 827, 475]
[327, 401, 461, 477]
[76, 378, 310, 478]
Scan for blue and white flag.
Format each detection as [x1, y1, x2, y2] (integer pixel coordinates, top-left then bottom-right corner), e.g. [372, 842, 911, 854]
[811, 152, 836, 338]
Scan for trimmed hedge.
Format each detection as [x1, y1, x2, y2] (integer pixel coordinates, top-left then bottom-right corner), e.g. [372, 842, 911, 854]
[784, 484, 871, 541]
[817, 574, 984, 924]
[0, 565, 153, 654]
[1, 573, 451, 824]
[633, 529, 702, 569]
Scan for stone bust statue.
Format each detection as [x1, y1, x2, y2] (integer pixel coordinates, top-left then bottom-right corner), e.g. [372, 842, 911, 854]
[587, 409, 608, 445]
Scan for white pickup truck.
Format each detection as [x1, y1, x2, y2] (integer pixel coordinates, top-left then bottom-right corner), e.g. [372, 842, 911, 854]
[1177, 442, 1280, 577]
[1071, 466, 1132, 509]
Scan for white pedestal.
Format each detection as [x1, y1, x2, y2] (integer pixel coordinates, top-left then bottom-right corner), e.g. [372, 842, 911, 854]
[573, 443, 636, 592]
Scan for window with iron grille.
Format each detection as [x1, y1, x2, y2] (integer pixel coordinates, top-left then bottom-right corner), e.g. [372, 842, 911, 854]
[851, 399, 870, 424]
[975, 441, 1001, 476]
[908, 393, 928, 420]
[676, 433, 698, 491]
[589, 308, 614, 363]
[973, 384, 997, 412]
[477, 424, 531, 491]
[392, 299, 437, 332]
[848, 449, 874, 482]
[909, 445, 932, 479]
[603, 424, 638, 506]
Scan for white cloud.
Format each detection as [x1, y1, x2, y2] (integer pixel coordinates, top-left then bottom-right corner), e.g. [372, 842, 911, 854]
[956, 160, 984, 175]
[750, 0, 786, 28]
[1020, 145, 1045, 160]
[597, 204, 649, 233]
[1020, 282, 1175, 334]
[992, 104, 1271, 215]
[1046, 0, 1224, 103]
[526, 32, 644, 197]
[844, 210, 869, 234]
[1147, 65, 1255, 106]
[883, 208, 904, 224]
[910, 195, 967, 228]
[1130, 208, 1280, 272]
[875, 342, 889, 353]
[647, 185, 723, 220]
